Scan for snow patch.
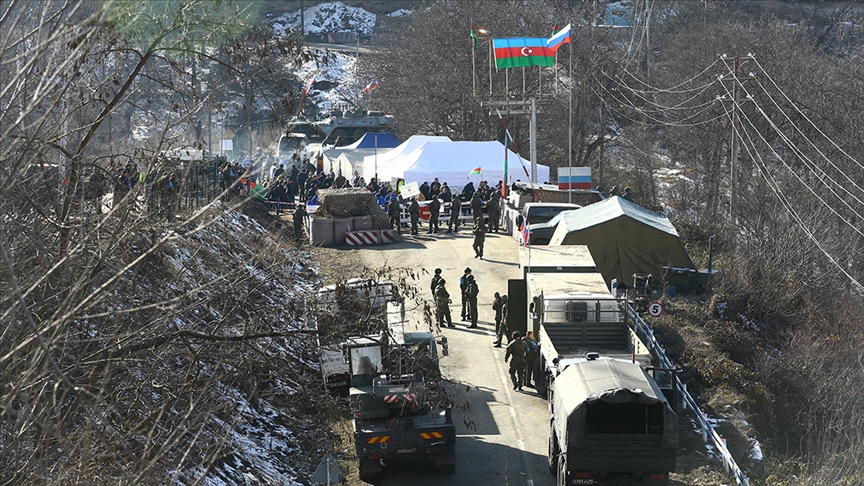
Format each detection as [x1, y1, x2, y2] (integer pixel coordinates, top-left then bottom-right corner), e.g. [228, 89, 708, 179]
[272, 1, 377, 37]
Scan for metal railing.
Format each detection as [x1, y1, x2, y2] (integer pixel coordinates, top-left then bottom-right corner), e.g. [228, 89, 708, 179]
[626, 304, 750, 486]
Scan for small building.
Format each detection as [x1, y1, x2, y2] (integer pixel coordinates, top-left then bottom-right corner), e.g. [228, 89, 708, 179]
[548, 197, 695, 289]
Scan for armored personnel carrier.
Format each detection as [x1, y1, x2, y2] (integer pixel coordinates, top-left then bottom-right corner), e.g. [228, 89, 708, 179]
[283, 108, 393, 147]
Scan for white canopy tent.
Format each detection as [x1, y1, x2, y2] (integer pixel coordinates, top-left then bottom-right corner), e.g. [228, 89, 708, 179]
[365, 140, 550, 191]
[322, 148, 390, 178]
[361, 135, 451, 181]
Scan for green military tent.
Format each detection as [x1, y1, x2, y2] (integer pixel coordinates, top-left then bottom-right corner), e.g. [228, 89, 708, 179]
[548, 196, 695, 287]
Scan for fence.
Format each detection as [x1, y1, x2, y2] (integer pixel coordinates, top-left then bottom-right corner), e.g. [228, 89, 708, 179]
[626, 305, 750, 486]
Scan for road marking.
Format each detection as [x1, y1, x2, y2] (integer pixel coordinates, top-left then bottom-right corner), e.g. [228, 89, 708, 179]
[494, 351, 536, 486]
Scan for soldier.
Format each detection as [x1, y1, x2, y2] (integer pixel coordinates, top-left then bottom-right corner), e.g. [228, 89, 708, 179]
[430, 268, 442, 298]
[493, 295, 510, 347]
[471, 192, 484, 225]
[487, 194, 500, 233]
[427, 196, 441, 234]
[472, 222, 487, 259]
[622, 187, 633, 201]
[447, 196, 462, 233]
[387, 197, 401, 234]
[492, 292, 504, 338]
[408, 197, 420, 235]
[464, 274, 479, 328]
[523, 331, 539, 388]
[435, 279, 454, 328]
[609, 185, 621, 197]
[293, 203, 307, 239]
[504, 331, 528, 390]
[459, 268, 472, 321]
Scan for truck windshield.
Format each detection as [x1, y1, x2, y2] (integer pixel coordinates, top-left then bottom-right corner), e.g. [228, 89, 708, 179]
[351, 346, 382, 377]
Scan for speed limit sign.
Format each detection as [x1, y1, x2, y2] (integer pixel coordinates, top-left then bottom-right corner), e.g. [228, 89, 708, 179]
[647, 302, 664, 317]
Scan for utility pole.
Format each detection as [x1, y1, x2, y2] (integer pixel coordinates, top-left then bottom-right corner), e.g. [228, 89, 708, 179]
[720, 55, 755, 224]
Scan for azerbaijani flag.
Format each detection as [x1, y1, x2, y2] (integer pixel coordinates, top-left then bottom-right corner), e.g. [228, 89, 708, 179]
[470, 24, 479, 52]
[468, 167, 482, 178]
[547, 23, 571, 52]
[493, 38, 555, 69]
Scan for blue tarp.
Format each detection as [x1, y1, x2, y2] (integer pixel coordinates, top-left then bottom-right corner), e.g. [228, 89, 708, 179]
[349, 132, 400, 149]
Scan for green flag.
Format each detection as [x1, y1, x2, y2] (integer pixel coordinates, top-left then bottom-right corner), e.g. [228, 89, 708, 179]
[470, 24, 479, 52]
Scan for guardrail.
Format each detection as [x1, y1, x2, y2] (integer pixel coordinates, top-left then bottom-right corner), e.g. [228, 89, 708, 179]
[626, 304, 750, 486]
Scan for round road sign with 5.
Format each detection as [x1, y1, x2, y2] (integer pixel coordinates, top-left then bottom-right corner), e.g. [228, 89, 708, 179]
[648, 302, 663, 317]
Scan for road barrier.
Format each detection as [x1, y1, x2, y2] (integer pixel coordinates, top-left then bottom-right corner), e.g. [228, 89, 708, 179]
[626, 304, 750, 486]
[345, 230, 379, 246]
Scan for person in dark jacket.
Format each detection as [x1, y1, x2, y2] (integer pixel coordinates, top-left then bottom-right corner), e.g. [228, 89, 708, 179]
[472, 222, 487, 259]
[464, 274, 479, 328]
[505, 331, 528, 390]
[387, 198, 401, 234]
[493, 295, 509, 347]
[293, 203, 307, 239]
[427, 197, 441, 234]
[435, 279, 454, 328]
[430, 268, 442, 298]
[447, 196, 462, 233]
[523, 331, 539, 388]
[459, 268, 472, 321]
[408, 197, 420, 234]
[471, 192, 484, 225]
[487, 194, 500, 233]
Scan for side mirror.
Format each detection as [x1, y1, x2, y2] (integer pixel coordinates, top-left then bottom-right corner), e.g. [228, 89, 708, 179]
[437, 337, 449, 357]
[529, 301, 536, 320]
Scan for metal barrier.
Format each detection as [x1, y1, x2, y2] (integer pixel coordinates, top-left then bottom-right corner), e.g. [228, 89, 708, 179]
[626, 304, 750, 486]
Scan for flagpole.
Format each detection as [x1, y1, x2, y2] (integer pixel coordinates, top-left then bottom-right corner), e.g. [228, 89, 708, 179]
[568, 23, 573, 204]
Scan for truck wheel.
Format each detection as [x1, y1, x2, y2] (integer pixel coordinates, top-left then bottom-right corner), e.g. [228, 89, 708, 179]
[436, 463, 456, 474]
[358, 459, 379, 482]
[548, 431, 559, 475]
[556, 456, 567, 486]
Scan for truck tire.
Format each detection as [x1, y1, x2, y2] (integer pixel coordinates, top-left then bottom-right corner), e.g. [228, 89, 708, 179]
[358, 459, 379, 482]
[534, 357, 547, 398]
[556, 455, 567, 486]
[548, 431, 559, 475]
[436, 462, 456, 474]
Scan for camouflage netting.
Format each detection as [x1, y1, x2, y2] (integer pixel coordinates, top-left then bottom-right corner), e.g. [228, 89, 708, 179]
[316, 188, 384, 218]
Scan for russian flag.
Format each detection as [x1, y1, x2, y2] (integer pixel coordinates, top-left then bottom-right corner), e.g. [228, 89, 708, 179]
[558, 167, 592, 190]
[363, 79, 379, 93]
[546, 23, 571, 52]
[304, 78, 316, 96]
[520, 222, 531, 247]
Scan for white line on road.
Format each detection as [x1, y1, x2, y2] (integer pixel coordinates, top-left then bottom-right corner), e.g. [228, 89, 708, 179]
[494, 357, 536, 486]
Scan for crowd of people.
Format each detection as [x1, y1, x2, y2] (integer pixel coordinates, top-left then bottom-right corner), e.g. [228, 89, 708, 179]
[431, 267, 538, 392]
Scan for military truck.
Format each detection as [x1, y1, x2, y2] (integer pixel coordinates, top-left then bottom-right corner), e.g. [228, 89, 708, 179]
[346, 326, 455, 480]
[548, 357, 678, 486]
[526, 270, 651, 398]
[315, 278, 396, 396]
[282, 108, 393, 147]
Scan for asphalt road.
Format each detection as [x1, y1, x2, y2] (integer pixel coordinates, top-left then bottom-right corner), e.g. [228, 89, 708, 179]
[350, 226, 555, 486]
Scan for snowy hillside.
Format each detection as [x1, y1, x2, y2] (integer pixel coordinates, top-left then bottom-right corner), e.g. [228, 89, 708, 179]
[272, 1, 379, 37]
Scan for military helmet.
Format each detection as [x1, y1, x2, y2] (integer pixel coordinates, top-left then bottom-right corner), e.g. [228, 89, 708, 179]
[434, 268, 442, 274]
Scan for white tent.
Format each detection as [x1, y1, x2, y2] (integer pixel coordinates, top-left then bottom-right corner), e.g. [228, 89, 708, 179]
[322, 148, 391, 177]
[362, 135, 451, 181]
[367, 140, 550, 191]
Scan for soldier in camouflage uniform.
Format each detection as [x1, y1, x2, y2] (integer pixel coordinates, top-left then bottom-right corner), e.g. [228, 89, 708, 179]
[435, 279, 454, 328]
[504, 331, 528, 390]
